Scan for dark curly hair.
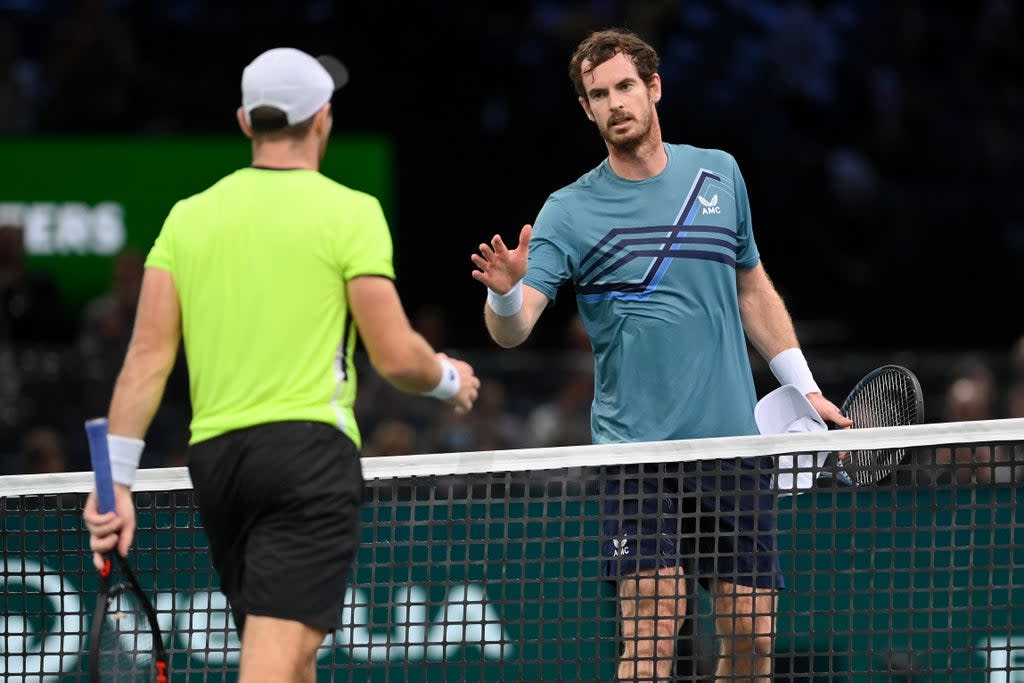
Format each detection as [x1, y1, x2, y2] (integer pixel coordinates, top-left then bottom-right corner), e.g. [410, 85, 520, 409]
[568, 28, 660, 99]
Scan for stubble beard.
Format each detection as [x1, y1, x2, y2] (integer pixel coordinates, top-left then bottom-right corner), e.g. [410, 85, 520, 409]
[603, 114, 652, 155]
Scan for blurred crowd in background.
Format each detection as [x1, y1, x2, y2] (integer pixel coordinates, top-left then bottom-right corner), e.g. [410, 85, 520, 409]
[1, 0, 1022, 482]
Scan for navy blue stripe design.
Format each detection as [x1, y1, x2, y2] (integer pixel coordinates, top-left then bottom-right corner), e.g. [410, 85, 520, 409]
[576, 251, 737, 295]
[579, 225, 736, 282]
[582, 237, 738, 288]
[574, 169, 731, 300]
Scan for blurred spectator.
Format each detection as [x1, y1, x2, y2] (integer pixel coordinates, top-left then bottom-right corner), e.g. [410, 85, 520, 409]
[364, 418, 418, 457]
[426, 378, 527, 454]
[934, 359, 998, 485]
[0, 221, 70, 345]
[15, 425, 68, 474]
[993, 380, 1024, 484]
[526, 314, 593, 447]
[1010, 334, 1024, 381]
[0, 311, 19, 449]
[526, 370, 593, 447]
[78, 248, 145, 358]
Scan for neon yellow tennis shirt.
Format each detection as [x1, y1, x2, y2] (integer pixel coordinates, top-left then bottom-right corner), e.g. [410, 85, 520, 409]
[145, 167, 394, 447]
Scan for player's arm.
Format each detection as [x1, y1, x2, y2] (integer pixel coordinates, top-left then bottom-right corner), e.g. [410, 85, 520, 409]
[108, 267, 182, 440]
[736, 262, 799, 363]
[87, 266, 182, 560]
[483, 286, 548, 348]
[472, 224, 548, 348]
[348, 275, 478, 412]
[738, 262, 850, 426]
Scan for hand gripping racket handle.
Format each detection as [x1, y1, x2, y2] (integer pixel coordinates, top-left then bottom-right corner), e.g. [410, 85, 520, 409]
[85, 417, 115, 514]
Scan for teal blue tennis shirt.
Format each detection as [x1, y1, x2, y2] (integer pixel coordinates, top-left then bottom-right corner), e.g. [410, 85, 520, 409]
[525, 143, 761, 443]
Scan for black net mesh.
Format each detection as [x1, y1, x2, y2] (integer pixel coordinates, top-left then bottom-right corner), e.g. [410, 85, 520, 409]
[2, 426, 1023, 681]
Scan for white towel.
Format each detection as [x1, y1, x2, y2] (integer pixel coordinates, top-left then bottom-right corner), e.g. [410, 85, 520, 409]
[754, 384, 828, 494]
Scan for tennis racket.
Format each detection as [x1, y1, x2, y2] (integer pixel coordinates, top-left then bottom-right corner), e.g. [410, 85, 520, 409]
[85, 417, 169, 683]
[830, 365, 926, 487]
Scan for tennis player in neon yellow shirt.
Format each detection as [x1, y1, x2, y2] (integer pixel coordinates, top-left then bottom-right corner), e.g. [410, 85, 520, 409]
[84, 47, 480, 683]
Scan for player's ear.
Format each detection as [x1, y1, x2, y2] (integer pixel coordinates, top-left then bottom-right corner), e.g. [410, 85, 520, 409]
[313, 102, 332, 137]
[649, 73, 662, 104]
[236, 107, 254, 139]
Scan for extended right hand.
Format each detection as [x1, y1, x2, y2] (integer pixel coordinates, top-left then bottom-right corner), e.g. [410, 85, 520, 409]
[441, 353, 480, 414]
[470, 225, 532, 293]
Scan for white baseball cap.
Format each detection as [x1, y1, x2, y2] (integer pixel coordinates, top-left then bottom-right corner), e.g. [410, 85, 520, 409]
[754, 384, 827, 435]
[241, 47, 349, 129]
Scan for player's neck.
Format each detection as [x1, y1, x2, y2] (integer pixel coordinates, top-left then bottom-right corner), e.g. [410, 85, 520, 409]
[606, 134, 667, 181]
[249, 139, 320, 171]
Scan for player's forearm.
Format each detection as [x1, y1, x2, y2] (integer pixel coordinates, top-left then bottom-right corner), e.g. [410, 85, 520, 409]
[739, 284, 799, 361]
[484, 305, 533, 348]
[369, 331, 446, 394]
[107, 347, 175, 439]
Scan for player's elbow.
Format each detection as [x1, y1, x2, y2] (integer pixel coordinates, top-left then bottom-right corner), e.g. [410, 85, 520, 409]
[484, 314, 531, 349]
[488, 327, 527, 349]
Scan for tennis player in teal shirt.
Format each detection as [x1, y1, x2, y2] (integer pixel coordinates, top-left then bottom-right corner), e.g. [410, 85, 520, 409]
[472, 28, 851, 682]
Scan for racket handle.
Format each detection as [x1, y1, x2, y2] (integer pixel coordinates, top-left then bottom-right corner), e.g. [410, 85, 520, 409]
[85, 417, 116, 514]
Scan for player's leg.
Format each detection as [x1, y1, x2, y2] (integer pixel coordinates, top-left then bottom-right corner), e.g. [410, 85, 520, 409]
[239, 616, 326, 682]
[700, 455, 782, 682]
[602, 465, 689, 681]
[617, 566, 688, 682]
[709, 579, 776, 682]
[190, 422, 363, 683]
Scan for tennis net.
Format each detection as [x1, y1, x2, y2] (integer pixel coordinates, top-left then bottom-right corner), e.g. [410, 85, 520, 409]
[2, 418, 1023, 681]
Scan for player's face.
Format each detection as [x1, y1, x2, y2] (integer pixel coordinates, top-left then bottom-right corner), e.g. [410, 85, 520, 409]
[580, 52, 658, 152]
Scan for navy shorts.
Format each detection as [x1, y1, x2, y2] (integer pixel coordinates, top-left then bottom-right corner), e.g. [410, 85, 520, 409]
[187, 421, 364, 633]
[600, 455, 784, 590]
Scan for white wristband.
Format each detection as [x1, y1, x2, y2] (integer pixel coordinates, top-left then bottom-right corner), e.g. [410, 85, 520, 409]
[108, 434, 146, 488]
[768, 348, 821, 396]
[423, 358, 461, 400]
[486, 280, 523, 317]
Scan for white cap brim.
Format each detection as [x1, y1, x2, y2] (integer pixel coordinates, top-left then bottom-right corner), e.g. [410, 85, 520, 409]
[755, 384, 827, 435]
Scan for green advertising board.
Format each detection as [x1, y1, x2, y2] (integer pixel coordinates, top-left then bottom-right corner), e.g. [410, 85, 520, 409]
[2, 486, 1022, 681]
[0, 136, 394, 315]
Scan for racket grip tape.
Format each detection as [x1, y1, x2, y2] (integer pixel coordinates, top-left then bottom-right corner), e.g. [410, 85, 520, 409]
[85, 417, 115, 514]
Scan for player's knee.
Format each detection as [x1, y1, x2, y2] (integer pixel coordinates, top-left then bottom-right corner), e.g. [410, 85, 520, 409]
[724, 632, 774, 658]
[751, 633, 774, 658]
[717, 618, 773, 657]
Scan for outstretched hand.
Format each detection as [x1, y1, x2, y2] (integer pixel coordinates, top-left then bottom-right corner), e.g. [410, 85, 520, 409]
[471, 225, 532, 293]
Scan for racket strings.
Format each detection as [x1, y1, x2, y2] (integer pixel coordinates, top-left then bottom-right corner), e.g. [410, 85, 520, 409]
[843, 369, 923, 485]
[96, 587, 157, 681]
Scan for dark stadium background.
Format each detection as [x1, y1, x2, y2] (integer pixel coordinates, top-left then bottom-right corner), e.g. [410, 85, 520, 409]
[1, 0, 1022, 469]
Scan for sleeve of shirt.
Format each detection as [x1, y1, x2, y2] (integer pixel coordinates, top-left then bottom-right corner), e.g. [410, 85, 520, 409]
[523, 196, 574, 304]
[338, 194, 395, 280]
[144, 201, 179, 273]
[731, 155, 760, 269]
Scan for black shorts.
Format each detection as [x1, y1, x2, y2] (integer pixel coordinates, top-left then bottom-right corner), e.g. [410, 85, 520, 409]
[600, 455, 784, 590]
[187, 421, 363, 633]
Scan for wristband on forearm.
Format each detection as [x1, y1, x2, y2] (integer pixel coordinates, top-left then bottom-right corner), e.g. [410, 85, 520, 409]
[422, 358, 461, 400]
[769, 348, 821, 396]
[108, 434, 146, 488]
[486, 280, 523, 317]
